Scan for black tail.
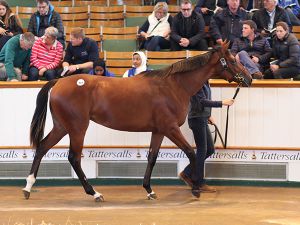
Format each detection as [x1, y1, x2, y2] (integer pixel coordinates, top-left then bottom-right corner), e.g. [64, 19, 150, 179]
[30, 79, 58, 149]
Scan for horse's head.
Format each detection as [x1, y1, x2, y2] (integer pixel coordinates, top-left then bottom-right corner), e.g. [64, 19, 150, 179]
[212, 41, 252, 87]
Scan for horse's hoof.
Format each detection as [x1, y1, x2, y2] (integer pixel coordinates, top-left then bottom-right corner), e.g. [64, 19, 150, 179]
[23, 190, 30, 200]
[147, 192, 157, 200]
[191, 189, 200, 198]
[94, 195, 104, 202]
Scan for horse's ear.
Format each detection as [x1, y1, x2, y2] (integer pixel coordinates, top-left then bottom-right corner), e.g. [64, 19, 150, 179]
[222, 40, 230, 51]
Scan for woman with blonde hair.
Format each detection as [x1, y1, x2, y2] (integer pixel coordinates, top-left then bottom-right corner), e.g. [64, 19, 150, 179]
[0, 0, 23, 50]
[139, 2, 172, 51]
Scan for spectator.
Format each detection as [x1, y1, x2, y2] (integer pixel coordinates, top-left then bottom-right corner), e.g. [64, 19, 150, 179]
[264, 22, 300, 79]
[90, 59, 115, 77]
[194, 0, 222, 25]
[62, 27, 99, 76]
[179, 81, 234, 193]
[0, 0, 23, 50]
[139, 2, 172, 51]
[28, 0, 65, 48]
[252, 0, 292, 38]
[170, 0, 208, 51]
[0, 32, 35, 81]
[123, 51, 148, 77]
[209, 0, 250, 46]
[246, 0, 264, 10]
[28, 27, 63, 81]
[231, 20, 272, 79]
[278, 0, 300, 26]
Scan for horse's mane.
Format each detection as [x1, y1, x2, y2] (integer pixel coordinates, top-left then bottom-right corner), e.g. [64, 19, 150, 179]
[141, 51, 213, 78]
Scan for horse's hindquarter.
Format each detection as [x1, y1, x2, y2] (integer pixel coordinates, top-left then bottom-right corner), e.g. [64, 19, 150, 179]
[90, 76, 189, 132]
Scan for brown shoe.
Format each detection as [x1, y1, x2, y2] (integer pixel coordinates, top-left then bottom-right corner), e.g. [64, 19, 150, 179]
[252, 71, 263, 79]
[179, 172, 192, 188]
[200, 184, 217, 193]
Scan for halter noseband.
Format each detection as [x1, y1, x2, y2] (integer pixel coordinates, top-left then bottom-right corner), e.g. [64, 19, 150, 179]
[219, 57, 246, 85]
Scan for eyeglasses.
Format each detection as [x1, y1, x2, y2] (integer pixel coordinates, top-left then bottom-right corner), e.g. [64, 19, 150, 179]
[181, 8, 191, 11]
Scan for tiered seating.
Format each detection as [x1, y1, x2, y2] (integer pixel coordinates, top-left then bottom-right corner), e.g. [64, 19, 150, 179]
[11, 6, 35, 30]
[51, 1, 74, 7]
[147, 51, 187, 69]
[102, 51, 133, 76]
[75, 0, 108, 6]
[100, 26, 139, 51]
[90, 6, 125, 28]
[292, 26, 300, 43]
[56, 6, 89, 27]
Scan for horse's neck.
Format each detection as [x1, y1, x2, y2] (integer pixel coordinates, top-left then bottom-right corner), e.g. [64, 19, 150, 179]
[176, 57, 219, 97]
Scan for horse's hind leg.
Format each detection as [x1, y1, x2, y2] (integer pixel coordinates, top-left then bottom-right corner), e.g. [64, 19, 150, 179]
[143, 132, 164, 200]
[165, 125, 200, 198]
[68, 132, 103, 202]
[23, 124, 67, 199]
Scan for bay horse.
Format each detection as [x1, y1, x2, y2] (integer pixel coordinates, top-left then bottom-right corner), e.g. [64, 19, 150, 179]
[23, 42, 252, 202]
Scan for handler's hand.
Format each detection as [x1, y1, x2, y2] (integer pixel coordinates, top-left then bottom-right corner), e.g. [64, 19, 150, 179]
[222, 99, 234, 106]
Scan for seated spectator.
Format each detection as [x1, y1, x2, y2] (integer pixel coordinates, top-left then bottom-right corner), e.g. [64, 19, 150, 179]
[28, 0, 65, 48]
[278, 0, 300, 26]
[231, 20, 272, 79]
[139, 2, 172, 51]
[194, 0, 222, 25]
[252, 0, 292, 39]
[170, 0, 208, 51]
[264, 22, 300, 79]
[28, 27, 63, 81]
[209, 0, 250, 46]
[62, 27, 99, 76]
[123, 51, 148, 77]
[0, 0, 23, 50]
[0, 32, 35, 81]
[245, 0, 264, 11]
[90, 59, 115, 77]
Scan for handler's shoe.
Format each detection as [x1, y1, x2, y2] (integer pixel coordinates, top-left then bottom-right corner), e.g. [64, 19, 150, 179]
[200, 184, 217, 193]
[179, 171, 192, 188]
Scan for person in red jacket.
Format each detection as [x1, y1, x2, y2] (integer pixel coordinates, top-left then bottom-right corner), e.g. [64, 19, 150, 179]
[28, 26, 63, 81]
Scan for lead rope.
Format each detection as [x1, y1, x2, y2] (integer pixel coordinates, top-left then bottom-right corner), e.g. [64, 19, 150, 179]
[224, 85, 241, 148]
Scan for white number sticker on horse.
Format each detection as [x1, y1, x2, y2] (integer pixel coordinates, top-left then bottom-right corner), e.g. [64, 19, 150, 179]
[77, 79, 85, 86]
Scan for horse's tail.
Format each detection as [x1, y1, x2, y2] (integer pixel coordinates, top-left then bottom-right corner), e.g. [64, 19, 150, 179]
[30, 79, 58, 149]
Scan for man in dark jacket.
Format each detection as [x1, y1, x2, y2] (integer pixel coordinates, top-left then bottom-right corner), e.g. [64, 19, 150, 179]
[209, 0, 250, 46]
[252, 0, 292, 37]
[179, 81, 234, 193]
[170, 0, 208, 51]
[28, 0, 65, 48]
[231, 20, 272, 79]
[62, 27, 98, 76]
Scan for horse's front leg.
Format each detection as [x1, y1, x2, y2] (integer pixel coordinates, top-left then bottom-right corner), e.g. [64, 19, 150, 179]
[68, 134, 104, 202]
[166, 125, 200, 198]
[143, 132, 164, 200]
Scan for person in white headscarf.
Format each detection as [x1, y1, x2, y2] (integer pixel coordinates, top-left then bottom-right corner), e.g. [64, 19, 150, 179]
[123, 51, 148, 77]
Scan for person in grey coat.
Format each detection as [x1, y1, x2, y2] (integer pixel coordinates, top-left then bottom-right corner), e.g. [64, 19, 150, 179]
[264, 22, 300, 79]
[27, 0, 65, 48]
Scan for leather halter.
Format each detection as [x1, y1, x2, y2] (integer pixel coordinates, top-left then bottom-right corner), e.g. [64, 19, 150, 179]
[219, 57, 247, 86]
